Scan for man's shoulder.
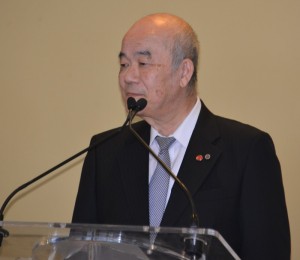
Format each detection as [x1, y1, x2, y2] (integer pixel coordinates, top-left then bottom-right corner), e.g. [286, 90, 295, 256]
[212, 114, 275, 153]
[201, 102, 265, 135]
[200, 102, 272, 147]
[215, 114, 266, 136]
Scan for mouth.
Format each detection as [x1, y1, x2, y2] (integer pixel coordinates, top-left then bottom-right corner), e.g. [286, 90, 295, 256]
[125, 93, 145, 101]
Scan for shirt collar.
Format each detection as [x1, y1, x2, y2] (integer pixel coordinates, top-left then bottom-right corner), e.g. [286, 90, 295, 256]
[150, 97, 201, 147]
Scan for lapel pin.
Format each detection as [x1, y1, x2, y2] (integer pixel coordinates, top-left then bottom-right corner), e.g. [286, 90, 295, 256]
[205, 154, 211, 160]
[196, 154, 203, 161]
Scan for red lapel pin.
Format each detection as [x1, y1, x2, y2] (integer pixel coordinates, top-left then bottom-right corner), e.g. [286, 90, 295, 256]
[196, 154, 203, 161]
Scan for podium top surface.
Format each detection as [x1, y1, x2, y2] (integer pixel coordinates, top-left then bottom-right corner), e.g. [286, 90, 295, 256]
[0, 221, 240, 260]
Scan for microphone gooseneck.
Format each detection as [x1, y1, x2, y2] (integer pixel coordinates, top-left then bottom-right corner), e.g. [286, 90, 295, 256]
[127, 98, 199, 228]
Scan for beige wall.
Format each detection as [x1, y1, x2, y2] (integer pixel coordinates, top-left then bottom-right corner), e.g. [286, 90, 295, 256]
[0, 0, 299, 258]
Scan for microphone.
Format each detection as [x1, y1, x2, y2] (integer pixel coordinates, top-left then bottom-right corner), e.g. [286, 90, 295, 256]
[127, 98, 203, 258]
[127, 97, 137, 110]
[135, 98, 147, 112]
[0, 103, 136, 246]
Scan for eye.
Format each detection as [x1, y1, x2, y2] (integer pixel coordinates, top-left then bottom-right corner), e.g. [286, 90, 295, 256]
[139, 62, 149, 67]
[120, 63, 129, 69]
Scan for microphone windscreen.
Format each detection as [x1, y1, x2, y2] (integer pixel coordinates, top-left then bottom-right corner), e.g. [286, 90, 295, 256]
[136, 98, 147, 111]
[127, 97, 137, 110]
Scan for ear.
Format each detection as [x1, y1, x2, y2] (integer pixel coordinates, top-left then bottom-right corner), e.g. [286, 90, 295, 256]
[179, 59, 194, 88]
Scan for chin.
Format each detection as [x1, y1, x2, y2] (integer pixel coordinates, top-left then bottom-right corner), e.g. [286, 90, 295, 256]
[136, 110, 148, 119]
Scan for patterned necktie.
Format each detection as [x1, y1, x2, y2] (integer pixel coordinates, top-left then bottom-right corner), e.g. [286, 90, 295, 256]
[149, 136, 176, 227]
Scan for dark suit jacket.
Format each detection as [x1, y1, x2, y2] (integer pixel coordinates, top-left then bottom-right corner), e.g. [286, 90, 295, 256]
[72, 102, 290, 259]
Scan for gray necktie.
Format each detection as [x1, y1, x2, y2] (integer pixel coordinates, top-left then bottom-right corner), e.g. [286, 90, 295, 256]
[149, 136, 176, 227]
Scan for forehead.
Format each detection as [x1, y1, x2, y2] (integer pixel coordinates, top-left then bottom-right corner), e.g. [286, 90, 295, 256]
[119, 28, 172, 61]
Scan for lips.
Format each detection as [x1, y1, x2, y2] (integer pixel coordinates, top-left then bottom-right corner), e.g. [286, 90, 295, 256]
[126, 93, 145, 100]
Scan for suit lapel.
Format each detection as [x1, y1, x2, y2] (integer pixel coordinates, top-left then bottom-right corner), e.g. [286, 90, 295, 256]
[162, 103, 222, 226]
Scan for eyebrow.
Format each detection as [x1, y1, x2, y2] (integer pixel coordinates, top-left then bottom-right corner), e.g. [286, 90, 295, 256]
[118, 52, 126, 59]
[136, 50, 152, 58]
[118, 50, 152, 59]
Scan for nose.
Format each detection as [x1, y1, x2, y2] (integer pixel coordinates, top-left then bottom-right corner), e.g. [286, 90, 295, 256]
[121, 64, 140, 84]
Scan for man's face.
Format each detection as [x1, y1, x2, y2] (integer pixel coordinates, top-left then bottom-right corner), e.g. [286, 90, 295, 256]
[118, 23, 182, 122]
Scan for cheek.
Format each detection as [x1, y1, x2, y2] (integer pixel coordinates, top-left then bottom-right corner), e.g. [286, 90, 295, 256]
[119, 74, 128, 92]
[154, 88, 165, 98]
[118, 73, 124, 87]
[145, 74, 167, 97]
[118, 81, 126, 99]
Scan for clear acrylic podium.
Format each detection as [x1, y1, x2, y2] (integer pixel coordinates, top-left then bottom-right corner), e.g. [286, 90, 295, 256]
[0, 221, 240, 259]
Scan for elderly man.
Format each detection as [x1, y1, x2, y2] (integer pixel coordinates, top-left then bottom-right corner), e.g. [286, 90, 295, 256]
[73, 13, 290, 259]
